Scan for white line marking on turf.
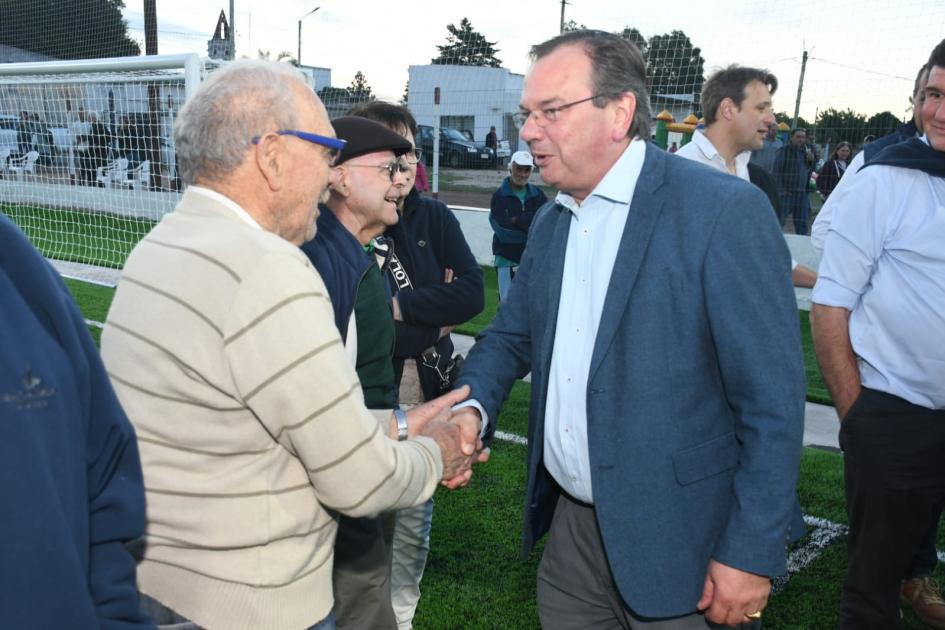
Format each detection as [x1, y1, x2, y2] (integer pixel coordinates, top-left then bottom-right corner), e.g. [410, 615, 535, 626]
[494, 430, 528, 445]
[85, 319, 104, 329]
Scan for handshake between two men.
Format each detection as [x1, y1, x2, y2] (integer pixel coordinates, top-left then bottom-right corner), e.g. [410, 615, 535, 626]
[393, 385, 490, 489]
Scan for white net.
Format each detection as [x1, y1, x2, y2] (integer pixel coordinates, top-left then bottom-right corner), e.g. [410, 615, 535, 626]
[1, 1, 943, 282]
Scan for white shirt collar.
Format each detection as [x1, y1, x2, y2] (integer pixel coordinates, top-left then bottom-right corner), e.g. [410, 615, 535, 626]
[691, 129, 750, 177]
[187, 185, 263, 230]
[555, 138, 647, 212]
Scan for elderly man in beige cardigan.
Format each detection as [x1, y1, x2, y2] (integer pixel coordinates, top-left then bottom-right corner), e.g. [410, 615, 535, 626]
[101, 59, 480, 630]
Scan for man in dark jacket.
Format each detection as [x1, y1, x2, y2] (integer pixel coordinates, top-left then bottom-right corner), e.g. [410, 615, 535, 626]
[773, 128, 815, 234]
[490, 150, 548, 300]
[348, 100, 485, 630]
[0, 213, 152, 629]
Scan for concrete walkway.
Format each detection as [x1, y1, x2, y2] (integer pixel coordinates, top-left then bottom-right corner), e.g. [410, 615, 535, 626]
[451, 333, 840, 451]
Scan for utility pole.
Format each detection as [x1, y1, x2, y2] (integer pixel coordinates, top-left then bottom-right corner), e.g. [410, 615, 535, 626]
[559, 0, 569, 33]
[792, 46, 809, 129]
[143, 0, 157, 55]
[298, 7, 321, 66]
[229, 0, 235, 59]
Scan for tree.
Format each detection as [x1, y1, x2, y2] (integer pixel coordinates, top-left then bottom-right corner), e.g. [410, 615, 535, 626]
[865, 111, 902, 140]
[401, 80, 410, 106]
[0, 0, 139, 59]
[613, 27, 704, 112]
[562, 20, 587, 32]
[257, 50, 297, 65]
[645, 30, 705, 107]
[432, 18, 501, 68]
[814, 108, 867, 144]
[348, 71, 374, 104]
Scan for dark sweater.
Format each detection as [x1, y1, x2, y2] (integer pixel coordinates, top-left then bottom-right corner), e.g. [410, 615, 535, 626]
[0, 213, 152, 629]
[385, 189, 484, 400]
[489, 178, 548, 263]
[301, 207, 396, 409]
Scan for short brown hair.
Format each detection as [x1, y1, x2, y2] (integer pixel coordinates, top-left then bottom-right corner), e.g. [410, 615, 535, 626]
[701, 65, 777, 126]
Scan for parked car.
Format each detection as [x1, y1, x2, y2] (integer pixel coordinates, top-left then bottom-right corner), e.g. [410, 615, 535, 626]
[417, 124, 495, 169]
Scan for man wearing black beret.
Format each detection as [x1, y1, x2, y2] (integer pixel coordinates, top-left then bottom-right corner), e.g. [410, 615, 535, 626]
[300, 116, 412, 630]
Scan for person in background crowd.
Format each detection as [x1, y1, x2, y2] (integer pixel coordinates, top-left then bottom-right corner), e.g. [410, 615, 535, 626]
[414, 156, 429, 193]
[453, 29, 804, 629]
[0, 212, 153, 629]
[816, 141, 851, 200]
[485, 125, 498, 169]
[348, 100, 485, 630]
[811, 38, 945, 630]
[773, 128, 815, 234]
[811, 63, 931, 254]
[668, 140, 678, 153]
[489, 150, 548, 300]
[750, 122, 783, 173]
[676, 65, 817, 288]
[100, 59, 479, 630]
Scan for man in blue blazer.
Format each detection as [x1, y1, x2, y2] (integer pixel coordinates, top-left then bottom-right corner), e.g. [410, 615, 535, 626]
[454, 30, 806, 628]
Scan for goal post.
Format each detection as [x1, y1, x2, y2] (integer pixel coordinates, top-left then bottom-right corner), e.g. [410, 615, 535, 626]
[0, 53, 203, 285]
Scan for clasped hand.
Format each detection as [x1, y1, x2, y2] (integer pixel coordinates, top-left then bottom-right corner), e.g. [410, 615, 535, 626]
[403, 385, 490, 489]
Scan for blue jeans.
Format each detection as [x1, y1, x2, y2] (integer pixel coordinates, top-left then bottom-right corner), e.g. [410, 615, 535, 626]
[497, 265, 517, 302]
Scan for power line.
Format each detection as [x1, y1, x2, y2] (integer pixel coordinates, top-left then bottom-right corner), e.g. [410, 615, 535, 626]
[810, 57, 911, 81]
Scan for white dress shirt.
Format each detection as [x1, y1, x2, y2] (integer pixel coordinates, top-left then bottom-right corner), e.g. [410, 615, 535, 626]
[811, 136, 945, 409]
[676, 131, 799, 271]
[810, 150, 865, 255]
[675, 129, 751, 179]
[541, 139, 647, 503]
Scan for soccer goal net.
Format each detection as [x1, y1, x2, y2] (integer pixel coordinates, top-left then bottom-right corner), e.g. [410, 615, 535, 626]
[0, 54, 201, 284]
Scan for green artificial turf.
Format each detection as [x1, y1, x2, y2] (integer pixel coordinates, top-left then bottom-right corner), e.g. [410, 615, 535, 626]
[3, 203, 155, 269]
[453, 265, 499, 338]
[799, 310, 832, 406]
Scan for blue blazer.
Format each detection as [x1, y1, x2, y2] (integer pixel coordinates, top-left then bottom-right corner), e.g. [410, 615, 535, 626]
[456, 144, 806, 618]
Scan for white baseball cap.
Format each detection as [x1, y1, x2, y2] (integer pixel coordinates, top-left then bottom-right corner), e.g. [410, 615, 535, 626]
[510, 150, 534, 167]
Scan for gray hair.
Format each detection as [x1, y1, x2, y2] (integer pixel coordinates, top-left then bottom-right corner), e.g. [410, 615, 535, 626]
[531, 29, 652, 139]
[174, 59, 309, 186]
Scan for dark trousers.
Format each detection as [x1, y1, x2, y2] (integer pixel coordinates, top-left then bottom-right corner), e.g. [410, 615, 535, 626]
[537, 493, 761, 629]
[839, 387, 945, 630]
[332, 514, 398, 630]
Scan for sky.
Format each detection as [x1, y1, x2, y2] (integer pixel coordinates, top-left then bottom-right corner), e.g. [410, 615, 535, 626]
[120, 0, 945, 122]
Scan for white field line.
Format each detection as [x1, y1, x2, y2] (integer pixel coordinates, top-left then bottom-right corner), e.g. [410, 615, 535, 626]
[86, 319, 105, 329]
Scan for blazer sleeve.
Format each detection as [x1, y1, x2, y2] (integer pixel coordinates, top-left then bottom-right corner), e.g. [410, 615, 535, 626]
[702, 185, 806, 577]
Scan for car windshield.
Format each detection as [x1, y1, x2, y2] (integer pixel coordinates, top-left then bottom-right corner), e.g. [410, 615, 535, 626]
[443, 128, 469, 142]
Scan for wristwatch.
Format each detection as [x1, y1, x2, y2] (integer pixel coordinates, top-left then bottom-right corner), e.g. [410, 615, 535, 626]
[394, 408, 408, 441]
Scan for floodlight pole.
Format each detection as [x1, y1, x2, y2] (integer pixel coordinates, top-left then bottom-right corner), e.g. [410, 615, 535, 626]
[559, 0, 570, 33]
[298, 7, 321, 66]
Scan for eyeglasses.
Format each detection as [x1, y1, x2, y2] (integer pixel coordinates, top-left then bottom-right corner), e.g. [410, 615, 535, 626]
[251, 130, 346, 165]
[343, 157, 411, 182]
[404, 148, 423, 164]
[512, 94, 604, 129]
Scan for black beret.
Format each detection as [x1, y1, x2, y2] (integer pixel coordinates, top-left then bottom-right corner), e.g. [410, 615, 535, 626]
[331, 116, 411, 165]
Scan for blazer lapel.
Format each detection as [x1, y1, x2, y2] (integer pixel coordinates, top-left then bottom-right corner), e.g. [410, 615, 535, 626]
[537, 205, 573, 379]
[588, 147, 667, 382]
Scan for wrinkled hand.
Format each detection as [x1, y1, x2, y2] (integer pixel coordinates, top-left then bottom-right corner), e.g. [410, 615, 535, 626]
[404, 385, 470, 438]
[440, 406, 490, 489]
[697, 560, 770, 627]
[418, 419, 473, 482]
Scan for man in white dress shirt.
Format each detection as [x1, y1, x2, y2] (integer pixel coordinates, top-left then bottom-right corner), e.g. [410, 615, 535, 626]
[676, 65, 817, 288]
[811, 38, 945, 630]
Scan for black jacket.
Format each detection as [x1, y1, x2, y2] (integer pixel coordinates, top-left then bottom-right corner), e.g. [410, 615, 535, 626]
[384, 188, 484, 399]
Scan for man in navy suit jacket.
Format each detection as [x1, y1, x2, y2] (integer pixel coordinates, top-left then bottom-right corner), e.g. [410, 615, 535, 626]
[454, 30, 806, 629]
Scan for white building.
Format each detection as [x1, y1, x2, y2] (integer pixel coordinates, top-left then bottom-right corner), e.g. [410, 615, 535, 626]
[407, 64, 523, 150]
